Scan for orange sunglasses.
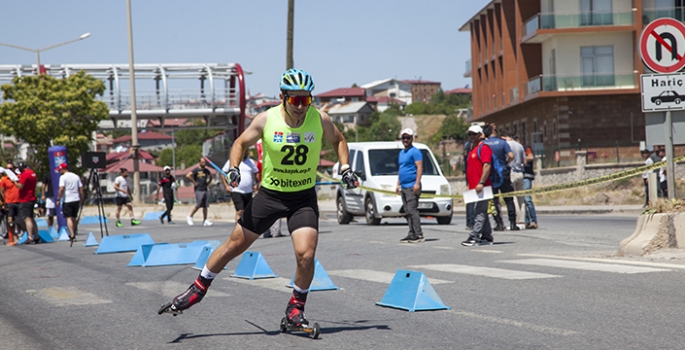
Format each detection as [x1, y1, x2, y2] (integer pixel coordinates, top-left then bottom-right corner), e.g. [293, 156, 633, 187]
[285, 95, 313, 107]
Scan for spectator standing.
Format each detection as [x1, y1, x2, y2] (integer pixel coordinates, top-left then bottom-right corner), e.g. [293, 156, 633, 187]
[113, 168, 141, 227]
[12, 162, 38, 244]
[56, 164, 84, 241]
[462, 125, 493, 246]
[641, 149, 654, 207]
[156, 166, 177, 224]
[463, 139, 475, 231]
[483, 124, 517, 231]
[222, 153, 260, 224]
[0, 162, 21, 240]
[522, 144, 538, 229]
[501, 131, 525, 226]
[186, 158, 213, 226]
[658, 148, 667, 198]
[396, 128, 424, 243]
[41, 172, 56, 229]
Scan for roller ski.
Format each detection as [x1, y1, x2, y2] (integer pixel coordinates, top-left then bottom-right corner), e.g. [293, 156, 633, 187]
[157, 280, 208, 317]
[280, 296, 320, 339]
[280, 317, 320, 339]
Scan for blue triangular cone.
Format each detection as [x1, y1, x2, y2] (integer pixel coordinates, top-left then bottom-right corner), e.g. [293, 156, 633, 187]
[37, 229, 54, 243]
[230, 251, 278, 279]
[287, 259, 340, 291]
[128, 243, 165, 266]
[83, 232, 99, 247]
[376, 270, 451, 312]
[58, 227, 70, 241]
[17, 232, 28, 245]
[48, 227, 58, 239]
[191, 245, 228, 271]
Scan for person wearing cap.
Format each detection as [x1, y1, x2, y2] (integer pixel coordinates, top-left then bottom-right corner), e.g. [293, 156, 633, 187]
[155, 166, 177, 224]
[113, 168, 141, 227]
[12, 161, 39, 244]
[0, 162, 21, 241]
[161, 68, 358, 329]
[186, 157, 213, 227]
[56, 163, 84, 241]
[483, 123, 517, 231]
[396, 128, 424, 243]
[462, 125, 494, 246]
[221, 152, 265, 229]
[641, 148, 654, 208]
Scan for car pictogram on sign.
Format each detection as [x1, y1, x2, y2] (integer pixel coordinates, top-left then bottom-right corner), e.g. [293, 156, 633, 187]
[650, 90, 685, 105]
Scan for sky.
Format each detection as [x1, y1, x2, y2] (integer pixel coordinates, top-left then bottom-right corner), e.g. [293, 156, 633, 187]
[0, 0, 490, 97]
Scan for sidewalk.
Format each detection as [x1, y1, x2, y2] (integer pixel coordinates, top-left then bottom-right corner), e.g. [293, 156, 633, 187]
[79, 199, 644, 222]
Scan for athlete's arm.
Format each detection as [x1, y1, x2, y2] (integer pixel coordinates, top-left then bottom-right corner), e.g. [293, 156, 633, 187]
[229, 112, 268, 169]
[320, 110, 350, 166]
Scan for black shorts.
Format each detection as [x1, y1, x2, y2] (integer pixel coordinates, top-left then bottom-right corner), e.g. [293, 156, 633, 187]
[19, 202, 34, 220]
[62, 201, 80, 218]
[238, 187, 319, 235]
[116, 197, 131, 207]
[230, 192, 253, 211]
[7, 203, 19, 221]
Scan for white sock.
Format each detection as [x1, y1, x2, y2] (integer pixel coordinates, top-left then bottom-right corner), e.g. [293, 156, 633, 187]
[201, 266, 219, 280]
[292, 284, 309, 294]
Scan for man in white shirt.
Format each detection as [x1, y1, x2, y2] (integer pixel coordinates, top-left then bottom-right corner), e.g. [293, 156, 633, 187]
[641, 149, 654, 207]
[114, 168, 141, 227]
[501, 131, 525, 226]
[222, 153, 260, 223]
[56, 164, 84, 241]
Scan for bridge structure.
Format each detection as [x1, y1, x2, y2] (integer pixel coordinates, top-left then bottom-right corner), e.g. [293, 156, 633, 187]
[0, 63, 247, 134]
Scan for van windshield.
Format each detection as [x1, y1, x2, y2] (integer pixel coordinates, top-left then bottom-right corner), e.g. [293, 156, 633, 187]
[368, 149, 440, 176]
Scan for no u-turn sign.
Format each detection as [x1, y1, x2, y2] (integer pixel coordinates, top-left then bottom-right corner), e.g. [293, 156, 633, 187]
[640, 18, 685, 73]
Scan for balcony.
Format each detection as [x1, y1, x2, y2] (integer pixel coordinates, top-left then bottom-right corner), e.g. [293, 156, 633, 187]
[522, 11, 634, 43]
[525, 73, 636, 94]
[464, 59, 472, 77]
[643, 7, 685, 24]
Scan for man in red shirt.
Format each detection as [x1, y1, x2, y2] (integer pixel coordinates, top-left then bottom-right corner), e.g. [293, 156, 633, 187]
[462, 125, 493, 247]
[12, 162, 38, 244]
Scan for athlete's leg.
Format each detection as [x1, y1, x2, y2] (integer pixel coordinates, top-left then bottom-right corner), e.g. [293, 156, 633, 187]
[290, 227, 318, 289]
[206, 224, 260, 273]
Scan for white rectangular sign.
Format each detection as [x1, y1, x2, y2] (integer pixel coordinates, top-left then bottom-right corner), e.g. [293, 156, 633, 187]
[641, 73, 685, 112]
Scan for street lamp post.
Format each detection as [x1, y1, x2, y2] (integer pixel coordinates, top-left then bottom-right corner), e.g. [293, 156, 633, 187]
[0, 32, 91, 74]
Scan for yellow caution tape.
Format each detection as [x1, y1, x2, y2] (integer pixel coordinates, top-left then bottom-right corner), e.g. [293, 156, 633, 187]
[316, 155, 683, 200]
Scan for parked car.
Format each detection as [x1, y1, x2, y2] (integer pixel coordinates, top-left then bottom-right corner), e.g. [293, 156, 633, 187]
[651, 90, 685, 105]
[332, 142, 453, 225]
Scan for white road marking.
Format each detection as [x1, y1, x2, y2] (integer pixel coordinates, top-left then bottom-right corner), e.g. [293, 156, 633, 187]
[409, 264, 560, 280]
[472, 249, 503, 254]
[327, 269, 453, 285]
[501, 258, 670, 274]
[223, 276, 293, 293]
[450, 310, 579, 336]
[27, 286, 112, 306]
[127, 281, 230, 298]
[518, 253, 685, 270]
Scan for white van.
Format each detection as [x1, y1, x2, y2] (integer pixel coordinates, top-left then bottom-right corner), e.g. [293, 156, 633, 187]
[332, 142, 453, 225]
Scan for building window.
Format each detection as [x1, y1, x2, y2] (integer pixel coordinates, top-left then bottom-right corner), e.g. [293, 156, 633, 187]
[580, 0, 612, 26]
[581, 46, 614, 86]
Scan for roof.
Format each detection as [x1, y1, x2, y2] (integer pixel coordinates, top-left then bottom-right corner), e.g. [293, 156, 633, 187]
[315, 87, 366, 98]
[401, 79, 441, 85]
[145, 118, 188, 127]
[112, 131, 174, 143]
[322, 101, 372, 115]
[318, 158, 335, 167]
[106, 150, 155, 162]
[445, 87, 472, 95]
[104, 158, 166, 173]
[175, 163, 220, 177]
[254, 101, 281, 108]
[459, 0, 500, 32]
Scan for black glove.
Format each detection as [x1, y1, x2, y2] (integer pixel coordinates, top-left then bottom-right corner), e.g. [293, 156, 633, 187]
[227, 167, 241, 187]
[341, 168, 358, 189]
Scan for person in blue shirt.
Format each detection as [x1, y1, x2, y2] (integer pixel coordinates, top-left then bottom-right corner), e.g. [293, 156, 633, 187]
[396, 128, 424, 243]
[483, 124, 518, 231]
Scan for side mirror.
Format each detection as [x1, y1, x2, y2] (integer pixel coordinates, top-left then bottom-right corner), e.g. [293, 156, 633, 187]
[354, 170, 366, 181]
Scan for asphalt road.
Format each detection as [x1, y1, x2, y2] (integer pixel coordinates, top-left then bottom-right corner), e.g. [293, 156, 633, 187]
[1, 213, 683, 350]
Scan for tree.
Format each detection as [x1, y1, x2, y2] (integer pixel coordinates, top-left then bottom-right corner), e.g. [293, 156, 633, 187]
[430, 114, 469, 144]
[157, 145, 202, 169]
[0, 71, 109, 176]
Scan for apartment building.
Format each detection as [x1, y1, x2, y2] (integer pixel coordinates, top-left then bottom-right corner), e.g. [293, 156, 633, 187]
[461, 0, 677, 164]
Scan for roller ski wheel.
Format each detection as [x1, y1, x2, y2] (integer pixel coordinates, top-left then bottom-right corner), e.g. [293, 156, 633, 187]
[280, 317, 320, 339]
[157, 302, 182, 316]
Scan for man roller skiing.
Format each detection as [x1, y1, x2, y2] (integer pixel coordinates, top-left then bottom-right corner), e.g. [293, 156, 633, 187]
[159, 68, 358, 328]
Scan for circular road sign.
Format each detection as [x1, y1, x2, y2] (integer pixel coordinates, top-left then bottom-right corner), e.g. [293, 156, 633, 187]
[640, 17, 685, 73]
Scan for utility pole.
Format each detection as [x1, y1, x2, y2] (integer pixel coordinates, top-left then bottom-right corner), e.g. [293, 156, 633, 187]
[127, 0, 141, 204]
[286, 0, 294, 69]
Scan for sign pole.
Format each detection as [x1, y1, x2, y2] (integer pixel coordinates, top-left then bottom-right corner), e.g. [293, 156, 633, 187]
[666, 109, 676, 199]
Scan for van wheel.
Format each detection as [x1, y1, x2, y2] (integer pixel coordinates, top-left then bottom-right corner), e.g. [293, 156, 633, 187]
[337, 196, 352, 225]
[365, 197, 381, 225]
[436, 215, 452, 225]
